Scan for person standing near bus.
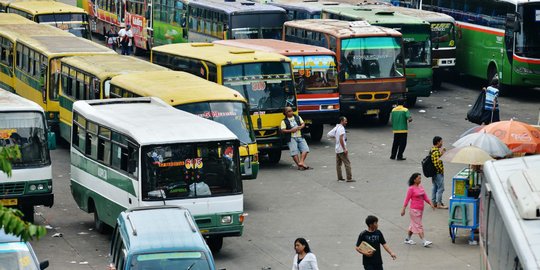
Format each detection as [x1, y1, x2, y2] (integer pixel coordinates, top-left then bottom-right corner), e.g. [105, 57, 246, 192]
[281, 106, 311, 170]
[390, 100, 412, 161]
[401, 173, 435, 247]
[430, 136, 447, 209]
[118, 24, 133, 55]
[482, 78, 500, 124]
[328, 116, 354, 182]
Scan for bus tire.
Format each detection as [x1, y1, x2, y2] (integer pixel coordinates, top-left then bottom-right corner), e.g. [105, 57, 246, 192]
[309, 124, 323, 142]
[487, 65, 497, 86]
[94, 209, 110, 234]
[21, 205, 35, 223]
[377, 111, 390, 126]
[207, 236, 223, 253]
[406, 96, 417, 107]
[267, 149, 282, 164]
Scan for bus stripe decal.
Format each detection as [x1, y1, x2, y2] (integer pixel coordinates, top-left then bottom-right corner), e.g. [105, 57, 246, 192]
[513, 55, 540, 65]
[456, 22, 504, 37]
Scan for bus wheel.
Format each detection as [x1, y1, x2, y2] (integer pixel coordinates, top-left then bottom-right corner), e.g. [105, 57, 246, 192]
[309, 124, 324, 142]
[377, 111, 390, 126]
[21, 205, 35, 223]
[267, 149, 282, 164]
[94, 210, 110, 234]
[207, 237, 223, 253]
[406, 96, 417, 107]
[487, 65, 497, 86]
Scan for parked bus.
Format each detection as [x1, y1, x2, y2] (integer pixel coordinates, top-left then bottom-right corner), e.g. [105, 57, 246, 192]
[322, 7, 431, 106]
[283, 19, 406, 123]
[5, 1, 92, 40]
[215, 39, 338, 141]
[0, 27, 114, 129]
[111, 206, 217, 270]
[0, 88, 55, 223]
[0, 12, 36, 24]
[268, 0, 354, 20]
[422, 0, 540, 89]
[108, 70, 259, 180]
[481, 155, 540, 269]
[71, 97, 244, 252]
[57, 54, 167, 143]
[152, 43, 296, 163]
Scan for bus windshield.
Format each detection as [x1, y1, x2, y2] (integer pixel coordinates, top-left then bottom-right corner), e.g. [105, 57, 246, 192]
[515, 3, 540, 58]
[131, 251, 211, 270]
[431, 22, 455, 49]
[222, 62, 296, 112]
[0, 112, 50, 169]
[289, 55, 338, 93]
[36, 13, 91, 39]
[175, 102, 255, 144]
[340, 37, 404, 80]
[404, 40, 431, 67]
[230, 13, 284, 39]
[142, 141, 242, 201]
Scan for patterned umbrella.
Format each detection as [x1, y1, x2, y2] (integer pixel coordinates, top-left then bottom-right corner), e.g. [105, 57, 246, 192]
[452, 131, 512, 158]
[480, 120, 540, 153]
[441, 146, 494, 165]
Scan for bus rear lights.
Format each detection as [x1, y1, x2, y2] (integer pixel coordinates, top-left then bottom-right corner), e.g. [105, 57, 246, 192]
[320, 105, 338, 110]
[221, 215, 232, 224]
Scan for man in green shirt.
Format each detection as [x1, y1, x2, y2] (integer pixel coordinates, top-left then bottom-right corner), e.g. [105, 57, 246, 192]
[390, 101, 412, 160]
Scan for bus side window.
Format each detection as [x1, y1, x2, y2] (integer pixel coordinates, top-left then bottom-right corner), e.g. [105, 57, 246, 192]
[127, 143, 138, 179]
[98, 126, 112, 165]
[86, 121, 98, 160]
[207, 62, 217, 83]
[72, 113, 87, 152]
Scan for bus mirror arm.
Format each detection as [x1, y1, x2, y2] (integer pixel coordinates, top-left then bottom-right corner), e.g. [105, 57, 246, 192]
[239, 141, 251, 169]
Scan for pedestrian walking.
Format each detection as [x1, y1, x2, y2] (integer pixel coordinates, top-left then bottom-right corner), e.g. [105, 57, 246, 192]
[292, 238, 319, 270]
[105, 28, 118, 51]
[118, 24, 133, 55]
[355, 215, 397, 270]
[329, 116, 354, 182]
[482, 77, 500, 124]
[401, 172, 436, 247]
[390, 100, 412, 160]
[430, 136, 448, 209]
[281, 106, 311, 170]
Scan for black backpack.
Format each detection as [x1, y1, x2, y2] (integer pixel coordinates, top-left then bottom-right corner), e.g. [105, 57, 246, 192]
[421, 150, 436, 178]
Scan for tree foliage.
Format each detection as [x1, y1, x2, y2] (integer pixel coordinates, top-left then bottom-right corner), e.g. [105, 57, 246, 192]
[0, 145, 47, 241]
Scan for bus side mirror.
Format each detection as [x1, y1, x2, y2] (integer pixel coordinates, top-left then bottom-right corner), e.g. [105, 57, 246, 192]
[128, 159, 137, 173]
[40, 260, 49, 269]
[47, 132, 56, 150]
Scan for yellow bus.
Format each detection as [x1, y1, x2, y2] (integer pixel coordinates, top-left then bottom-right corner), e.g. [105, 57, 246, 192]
[57, 54, 168, 143]
[108, 70, 260, 179]
[0, 20, 74, 92]
[0, 28, 114, 128]
[152, 43, 297, 163]
[5, 0, 92, 40]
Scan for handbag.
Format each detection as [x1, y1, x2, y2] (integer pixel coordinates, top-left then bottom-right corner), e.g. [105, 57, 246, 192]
[466, 90, 486, 125]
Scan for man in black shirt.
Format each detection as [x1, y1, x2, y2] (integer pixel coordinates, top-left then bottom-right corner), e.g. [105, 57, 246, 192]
[355, 215, 397, 270]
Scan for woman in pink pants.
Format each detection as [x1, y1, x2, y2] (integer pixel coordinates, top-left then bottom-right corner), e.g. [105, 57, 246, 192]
[401, 172, 436, 247]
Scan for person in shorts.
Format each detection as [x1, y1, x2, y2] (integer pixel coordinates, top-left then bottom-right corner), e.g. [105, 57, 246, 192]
[281, 106, 311, 170]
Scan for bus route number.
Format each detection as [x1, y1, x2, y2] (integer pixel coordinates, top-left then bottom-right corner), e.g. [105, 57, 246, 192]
[251, 81, 266, 91]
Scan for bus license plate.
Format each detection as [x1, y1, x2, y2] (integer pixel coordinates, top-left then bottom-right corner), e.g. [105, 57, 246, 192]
[0, 198, 17, 206]
[304, 119, 313, 124]
[365, 109, 380, 115]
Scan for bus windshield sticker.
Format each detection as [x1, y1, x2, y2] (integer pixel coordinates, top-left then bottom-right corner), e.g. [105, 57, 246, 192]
[157, 161, 185, 167]
[0, 129, 17, 139]
[304, 56, 336, 69]
[197, 111, 238, 118]
[251, 81, 266, 91]
[185, 158, 203, 169]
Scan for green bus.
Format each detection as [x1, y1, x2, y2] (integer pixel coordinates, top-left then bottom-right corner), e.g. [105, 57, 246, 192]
[422, 0, 540, 89]
[323, 7, 432, 106]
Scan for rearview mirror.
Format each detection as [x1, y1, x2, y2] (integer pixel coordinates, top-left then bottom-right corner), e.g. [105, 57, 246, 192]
[40, 260, 49, 269]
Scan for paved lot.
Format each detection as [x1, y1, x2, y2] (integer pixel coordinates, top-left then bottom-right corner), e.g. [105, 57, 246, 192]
[29, 74, 540, 269]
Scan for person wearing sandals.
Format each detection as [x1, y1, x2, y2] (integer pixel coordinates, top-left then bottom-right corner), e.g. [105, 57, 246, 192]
[292, 238, 319, 270]
[401, 173, 436, 247]
[281, 107, 311, 170]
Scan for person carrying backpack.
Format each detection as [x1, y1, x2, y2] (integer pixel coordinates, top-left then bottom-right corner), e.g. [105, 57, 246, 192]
[430, 136, 447, 209]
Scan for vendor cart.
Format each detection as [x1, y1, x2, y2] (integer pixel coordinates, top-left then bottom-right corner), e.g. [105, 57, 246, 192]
[448, 167, 481, 244]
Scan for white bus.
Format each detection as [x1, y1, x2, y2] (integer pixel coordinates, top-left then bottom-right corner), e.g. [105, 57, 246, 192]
[0, 88, 55, 223]
[70, 97, 243, 252]
[482, 155, 540, 270]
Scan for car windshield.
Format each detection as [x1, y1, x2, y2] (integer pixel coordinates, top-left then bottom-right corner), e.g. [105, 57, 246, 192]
[0, 242, 39, 270]
[0, 112, 50, 168]
[222, 62, 296, 113]
[431, 22, 456, 49]
[175, 102, 255, 144]
[340, 37, 404, 80]
[141, 141, 242, 201]
[515, 3, 540, 58]
[289, 55, 338, 93]
[131, 252, 211, 270]
[404, 40, 431, 67]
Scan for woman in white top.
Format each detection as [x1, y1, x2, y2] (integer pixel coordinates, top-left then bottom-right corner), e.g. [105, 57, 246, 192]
[292, 238, 319, 270]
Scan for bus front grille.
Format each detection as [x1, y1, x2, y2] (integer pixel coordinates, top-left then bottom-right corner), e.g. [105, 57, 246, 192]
[0, 183, 25, 195]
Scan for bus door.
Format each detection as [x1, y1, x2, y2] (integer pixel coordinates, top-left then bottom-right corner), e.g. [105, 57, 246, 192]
[502, 12, 516, 83]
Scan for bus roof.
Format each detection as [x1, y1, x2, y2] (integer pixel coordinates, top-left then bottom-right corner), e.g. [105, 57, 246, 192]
[0, 13, 36, 24]
[61, 55, 168, 81]
[152, 43, 291, 65]
[283, 19, 402, 38]
[73, 97, 238, 145]
[214, 39, 335, 56]
[323, 6, 430, 25]
[17, 35, 113, 57]
[110, 71, 247, 105]
[0, 23, 74, 41]
[356, 2, 455, 23]
[190, 0, 286, 14]
[7, 1, 87, 15]
[117, 206, 209, 254]
[269, 0, 354, 13]
[0, 88, 44, 112]
[484, 155, 540, 269]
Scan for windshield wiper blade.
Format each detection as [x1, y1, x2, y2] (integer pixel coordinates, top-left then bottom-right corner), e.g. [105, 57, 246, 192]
[186, 262, 196, 270]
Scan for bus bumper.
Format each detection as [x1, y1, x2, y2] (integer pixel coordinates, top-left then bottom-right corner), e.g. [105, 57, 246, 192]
[299, 110, 340, 124]
[339, 93, 405, 115]
[240, 159, 259, 180]
[1, 193, 54, 209]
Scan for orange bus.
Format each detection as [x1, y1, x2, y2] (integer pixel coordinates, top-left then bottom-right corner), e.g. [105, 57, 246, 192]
[215, 39, 338, 141]
[283, 19, 406, 124]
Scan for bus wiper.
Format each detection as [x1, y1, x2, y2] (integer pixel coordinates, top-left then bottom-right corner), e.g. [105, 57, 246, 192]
[186, 262, 196, 270]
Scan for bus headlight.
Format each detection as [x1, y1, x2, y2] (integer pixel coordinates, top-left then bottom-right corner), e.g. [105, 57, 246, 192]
[29, 185, 37, 191]
[221, 215, 232, 224]
[37, 184, 45, 190]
